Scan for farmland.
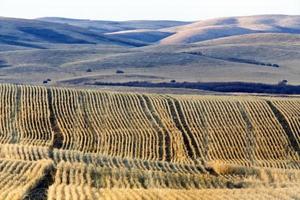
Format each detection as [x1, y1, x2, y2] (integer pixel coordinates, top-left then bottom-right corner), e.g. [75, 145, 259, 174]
[0, 83, 299, 199]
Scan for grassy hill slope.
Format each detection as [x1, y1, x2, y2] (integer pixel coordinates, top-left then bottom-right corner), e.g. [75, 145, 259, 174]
[38, 17, 191, 33]
[0, 16, 300, 92]
[0, 17, 147, 48]
[160, 15, 300, 44]
[1, 33, 300, 86]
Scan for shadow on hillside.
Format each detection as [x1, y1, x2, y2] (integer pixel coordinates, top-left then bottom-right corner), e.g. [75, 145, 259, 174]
[90, 81, 300, 95]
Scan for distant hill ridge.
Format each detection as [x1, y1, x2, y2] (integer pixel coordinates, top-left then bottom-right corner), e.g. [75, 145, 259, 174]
[36, 15, 300, 44]
[0, 15, 299, 48]
[0, 15, 300, 86]
[160, 15, 300, 44]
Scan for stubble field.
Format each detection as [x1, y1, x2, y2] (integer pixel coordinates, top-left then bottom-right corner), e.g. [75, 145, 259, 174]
[0, 83, 299, 199]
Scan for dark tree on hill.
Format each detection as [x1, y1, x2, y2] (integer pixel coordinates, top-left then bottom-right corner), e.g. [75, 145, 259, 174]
[116, 70, 124, 74]
[278, 80, 288, 86]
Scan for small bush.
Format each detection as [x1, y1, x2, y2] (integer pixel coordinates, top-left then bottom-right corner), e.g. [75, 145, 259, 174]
[170, 80, 176, 83]
[278, 80, 288, 86]
[86, 68, 92, 73]
[116, 70, 124, 74]
[43, 80, 48, 84]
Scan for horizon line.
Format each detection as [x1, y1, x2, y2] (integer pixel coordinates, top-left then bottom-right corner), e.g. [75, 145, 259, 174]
[1, 13, 299, 22]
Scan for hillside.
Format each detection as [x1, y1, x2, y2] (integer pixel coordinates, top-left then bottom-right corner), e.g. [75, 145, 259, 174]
[1, 33, 299, 86]
[36, 18, 190, 45]
[38, 17, 190, 33]
[38, 15, 300, 45]
[0, 17, 147, 48]
[0, 15, 300, 92]
[0, 83, 299, 199]
[160, 15, 300, 44]
[105, 29, 173, 44]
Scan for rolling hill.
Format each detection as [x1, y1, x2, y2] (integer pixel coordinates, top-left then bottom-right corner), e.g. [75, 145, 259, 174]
[160, 15, 300, 44]
[37, 17, 191, 45]
[38, 17, 190, 33]
[1, 33, 299, 87]
[0, 15, 299, 92]
[105, 29, 173, 44]
[0, 17, 148, 48]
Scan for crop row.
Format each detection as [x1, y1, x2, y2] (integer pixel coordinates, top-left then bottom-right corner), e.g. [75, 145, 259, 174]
[53, 161, 231, 190]
[52, 149, 205, 174]
[0, 84, 299, 169]
[48, 186, 300, 200]
[0, 84, 53, 146]
[0, 158, 53, 200]
[0, 144, 50, 161]
[176, 95, 300, 168]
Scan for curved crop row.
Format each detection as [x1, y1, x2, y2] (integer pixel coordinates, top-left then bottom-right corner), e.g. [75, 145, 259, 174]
[174, 95, 300, 169]
[0, 84, 300, 170]
[17, 85, 53, 146]
[53, 149, 205, 174]
[50, 89, 193, 164]
[53, 161, 232, 190]
[0, 144, 50, 161]
[48, 186, 300, 200]
[175, 96, 250, 166]
[269, 98, 300, 149]
[0, 84, 17, 144]
[238, 98, 299, 168]
[0, 84, 54, 147]
[141, 94, 192, 164]
[0, 158, 53, 200]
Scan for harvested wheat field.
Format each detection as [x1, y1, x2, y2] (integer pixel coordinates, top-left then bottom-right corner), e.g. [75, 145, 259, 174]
[0, 83, 299, 199]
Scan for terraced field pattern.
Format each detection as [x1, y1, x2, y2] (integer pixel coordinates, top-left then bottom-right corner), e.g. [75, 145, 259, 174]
[0, 84, 299, 199]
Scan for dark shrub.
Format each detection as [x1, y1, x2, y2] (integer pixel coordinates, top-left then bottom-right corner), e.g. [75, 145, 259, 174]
[278, 80, 288, 86]
[170, 80, 176, 83]
[86, 68, 92, 72]
[116, 70, 124, 74]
